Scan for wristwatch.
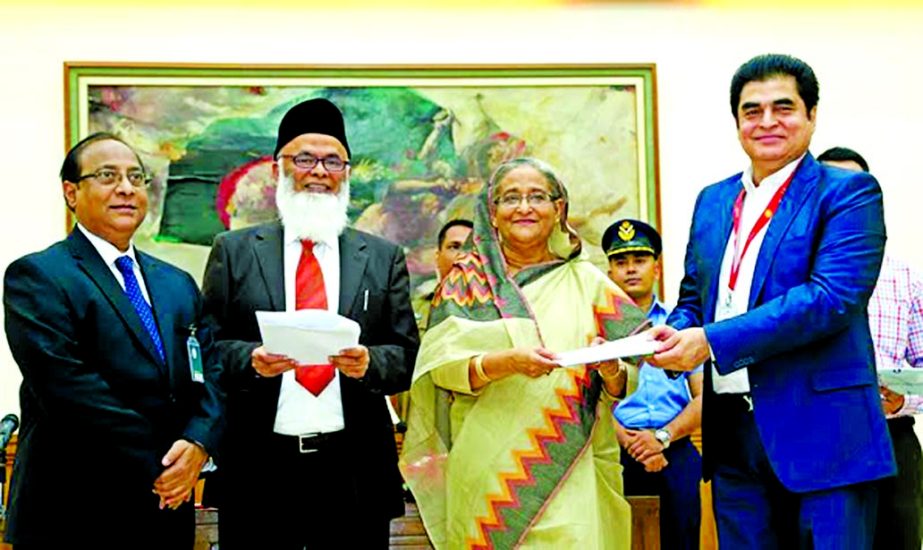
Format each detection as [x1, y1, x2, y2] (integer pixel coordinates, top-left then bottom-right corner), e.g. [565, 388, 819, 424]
[654, 428, 672, 449]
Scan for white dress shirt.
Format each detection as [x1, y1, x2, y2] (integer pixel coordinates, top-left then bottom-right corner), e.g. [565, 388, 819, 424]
[76, 223, 151, 304]
[712, 154, 805, 394]
[273, 227, 345, 435]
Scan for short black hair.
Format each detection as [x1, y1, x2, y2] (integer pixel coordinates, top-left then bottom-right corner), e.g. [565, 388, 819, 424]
[437, 219, 473, 249]
[730, 54, 819, 123]
[59, 132, 143, 183]
[817, 146, 869, 172]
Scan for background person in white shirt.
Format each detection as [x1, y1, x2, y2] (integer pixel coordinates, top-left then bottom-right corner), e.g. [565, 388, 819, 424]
[818, 145, 923, 550]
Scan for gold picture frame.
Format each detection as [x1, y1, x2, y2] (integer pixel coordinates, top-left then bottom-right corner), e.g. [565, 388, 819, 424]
[64, 62, 661, 292]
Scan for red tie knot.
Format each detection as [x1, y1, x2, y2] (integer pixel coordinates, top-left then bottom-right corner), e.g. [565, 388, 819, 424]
[301, 240, 315, 255]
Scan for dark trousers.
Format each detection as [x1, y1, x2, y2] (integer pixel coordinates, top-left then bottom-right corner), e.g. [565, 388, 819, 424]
[218, 432, 391, 550]
[622, 436, 702, 550]
[9, 495, 193, 550]
[710, 393, 878, 550]
[874, 416, 923, 550]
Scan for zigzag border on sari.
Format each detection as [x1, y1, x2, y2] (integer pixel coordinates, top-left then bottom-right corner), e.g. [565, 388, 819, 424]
[594, 286, 653, 339]
[593, 286, 627, 337]
[432, 253, 493, 309]
[466, 367, 600, 549]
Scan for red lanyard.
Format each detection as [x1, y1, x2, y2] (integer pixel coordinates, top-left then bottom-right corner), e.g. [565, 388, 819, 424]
[727, 170, 796, 293]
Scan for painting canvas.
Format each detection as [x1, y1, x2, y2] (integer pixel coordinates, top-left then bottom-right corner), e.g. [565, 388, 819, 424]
[65, 63, 660, 298]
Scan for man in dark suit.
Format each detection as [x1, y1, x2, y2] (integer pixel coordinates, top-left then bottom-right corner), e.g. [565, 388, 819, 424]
[202, 98, 418, 549]
[3, 133, 225, 549]
[649, 54, 896, 548]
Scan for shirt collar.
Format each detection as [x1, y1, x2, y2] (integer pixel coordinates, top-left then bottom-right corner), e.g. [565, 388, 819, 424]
[282, 225, 337, 252]
[647, 296, 667, 317]
[76, 223, 138, 267]
[741, 152, 807, 194]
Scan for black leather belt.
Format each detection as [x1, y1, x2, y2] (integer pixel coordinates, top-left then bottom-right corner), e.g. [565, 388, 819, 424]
[712, 392, 754, 413]
[272, 430, 346, 454]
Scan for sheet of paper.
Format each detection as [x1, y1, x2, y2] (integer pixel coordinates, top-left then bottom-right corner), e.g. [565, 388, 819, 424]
[256, 309, 361, 365]
[878, 367, 923, 396]
[555, 333, 659, 367]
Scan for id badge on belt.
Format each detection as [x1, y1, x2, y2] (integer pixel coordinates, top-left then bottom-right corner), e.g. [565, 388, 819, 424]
[187, 324, 205, 383]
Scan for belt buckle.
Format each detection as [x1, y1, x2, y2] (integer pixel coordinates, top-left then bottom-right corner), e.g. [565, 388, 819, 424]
[298, 433, 320, 454]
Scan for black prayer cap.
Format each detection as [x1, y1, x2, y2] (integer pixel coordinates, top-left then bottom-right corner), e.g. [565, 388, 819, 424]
[601, 218, 662, 258]
[273, 98, 351, 159]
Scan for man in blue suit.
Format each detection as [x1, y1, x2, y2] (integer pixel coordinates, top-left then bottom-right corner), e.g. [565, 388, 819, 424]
[3, 133, 224, 549]
[649, 54, 895, 548]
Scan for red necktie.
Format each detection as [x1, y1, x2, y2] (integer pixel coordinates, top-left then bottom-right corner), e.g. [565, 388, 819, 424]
[294, 240, 336, 396]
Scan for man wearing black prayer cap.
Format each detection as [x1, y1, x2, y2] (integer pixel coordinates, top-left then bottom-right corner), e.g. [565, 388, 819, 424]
[202, 97, 419, 549]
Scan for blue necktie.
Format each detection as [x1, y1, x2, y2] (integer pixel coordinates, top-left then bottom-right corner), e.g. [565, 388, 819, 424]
[114, 255, 165, 363]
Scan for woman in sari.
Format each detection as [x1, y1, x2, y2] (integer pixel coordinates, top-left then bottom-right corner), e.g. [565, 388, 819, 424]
[400, 157, 648, 549]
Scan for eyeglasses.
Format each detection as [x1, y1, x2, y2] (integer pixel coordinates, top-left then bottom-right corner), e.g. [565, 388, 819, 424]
[494, 192, 558, 208]
[76, 168, 150, 188]
[279, 153, 349, 173]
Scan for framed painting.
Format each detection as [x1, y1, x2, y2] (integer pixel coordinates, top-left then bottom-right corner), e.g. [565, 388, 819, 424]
[64, 62, 660, 298]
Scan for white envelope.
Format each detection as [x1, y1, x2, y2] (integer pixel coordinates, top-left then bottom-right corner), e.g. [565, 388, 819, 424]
[256, 309, 361, 365]
[555, 333, 659, 367]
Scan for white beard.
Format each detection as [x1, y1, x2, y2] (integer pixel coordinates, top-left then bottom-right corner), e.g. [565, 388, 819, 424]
[275, 166, 350, 245]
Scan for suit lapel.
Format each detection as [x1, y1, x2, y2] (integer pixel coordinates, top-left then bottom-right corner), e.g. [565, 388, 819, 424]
[336, 228, 369, 418]
[254, 222, 286, 311]
[66, 229, 165, 368]
[338, 228, 369, 317]
[749, 154, 819, 308]
[704, 180, 741, 322]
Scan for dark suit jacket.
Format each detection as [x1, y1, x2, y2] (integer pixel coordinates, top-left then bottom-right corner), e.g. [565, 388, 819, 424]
[2, 228, 225, 545]
[201, 222, 418, 520]
[668, 153, 896, 492]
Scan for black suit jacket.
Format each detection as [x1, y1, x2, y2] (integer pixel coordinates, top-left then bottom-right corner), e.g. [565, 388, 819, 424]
[2, 228, 225, 545]
[201, 222, 418, 520]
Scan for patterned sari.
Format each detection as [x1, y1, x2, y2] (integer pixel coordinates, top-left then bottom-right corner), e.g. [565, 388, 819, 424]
[400, 159, 648, 549]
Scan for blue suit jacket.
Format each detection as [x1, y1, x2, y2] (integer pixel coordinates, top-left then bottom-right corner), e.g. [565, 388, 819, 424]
[668, 153, 896, 492]
[3, 228, 225, 545]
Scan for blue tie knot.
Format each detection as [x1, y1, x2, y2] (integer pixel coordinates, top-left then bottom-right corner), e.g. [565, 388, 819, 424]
[115, 255, 134, 274]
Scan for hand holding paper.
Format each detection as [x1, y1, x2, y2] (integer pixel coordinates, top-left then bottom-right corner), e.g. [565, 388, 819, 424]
[878, 367, 923, 396]
[330, 345, 370, 379]
[256, 309, 361, 365]
[251, 347, 299, 377]
[646, 326, 709, 372]
[879, 384, 906, 416]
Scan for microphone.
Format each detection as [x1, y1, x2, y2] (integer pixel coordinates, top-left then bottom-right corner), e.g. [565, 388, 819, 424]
[0, 413, 19, 450]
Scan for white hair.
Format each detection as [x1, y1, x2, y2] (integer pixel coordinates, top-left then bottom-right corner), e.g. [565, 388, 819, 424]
[274, 159, 350, 245]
